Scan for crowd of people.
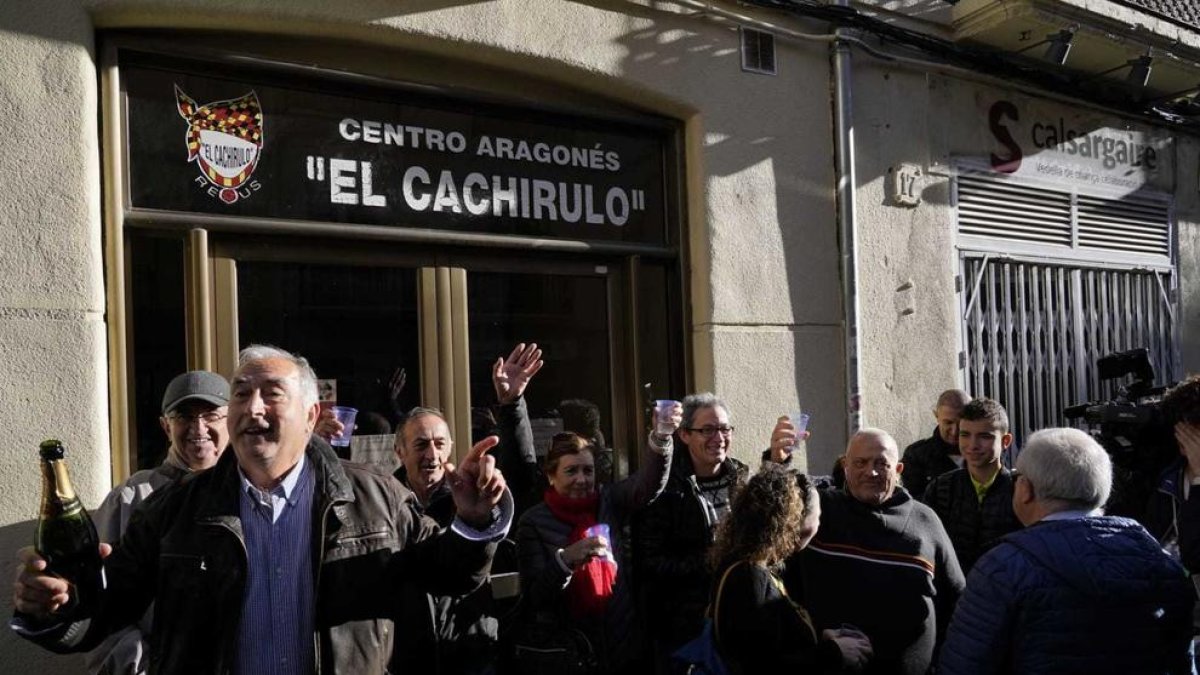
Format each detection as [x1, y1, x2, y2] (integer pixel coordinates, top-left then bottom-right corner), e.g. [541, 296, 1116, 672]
[11, 343, 1200, 674]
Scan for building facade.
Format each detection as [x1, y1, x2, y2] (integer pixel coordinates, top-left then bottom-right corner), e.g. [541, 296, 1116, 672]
[1, 0, 1197, 671]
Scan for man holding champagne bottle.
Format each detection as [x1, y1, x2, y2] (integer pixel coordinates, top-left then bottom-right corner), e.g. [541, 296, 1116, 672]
[12, 345, 513, 675]
[86, 369, 231, 675]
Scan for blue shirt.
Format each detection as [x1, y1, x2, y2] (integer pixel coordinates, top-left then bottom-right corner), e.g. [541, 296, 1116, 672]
[235, 456, 315, 675]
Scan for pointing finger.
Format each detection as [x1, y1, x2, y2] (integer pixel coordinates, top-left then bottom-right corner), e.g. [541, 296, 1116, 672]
[466, 435, 500, 464]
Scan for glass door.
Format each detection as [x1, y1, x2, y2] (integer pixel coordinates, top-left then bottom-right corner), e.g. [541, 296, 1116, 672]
[466, 270, 617, 478]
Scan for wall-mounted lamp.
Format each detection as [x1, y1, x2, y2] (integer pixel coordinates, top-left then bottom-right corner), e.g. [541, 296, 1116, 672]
[1079, 52, 1154, 89]
[1126, 55, 1153, 88]
[1015, 29, 1075, 66]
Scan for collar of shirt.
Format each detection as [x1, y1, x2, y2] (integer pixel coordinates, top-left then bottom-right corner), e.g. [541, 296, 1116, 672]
[238, 454, 308, 521]
[1040, 508, 1102, 522]
[969, 467, 1000, 503]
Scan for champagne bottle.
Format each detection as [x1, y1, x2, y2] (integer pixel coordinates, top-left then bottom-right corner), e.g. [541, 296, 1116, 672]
[35, 439, 105, 614]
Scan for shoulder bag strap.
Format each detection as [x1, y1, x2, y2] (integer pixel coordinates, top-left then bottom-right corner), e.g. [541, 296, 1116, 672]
[710, 560, 744, 646]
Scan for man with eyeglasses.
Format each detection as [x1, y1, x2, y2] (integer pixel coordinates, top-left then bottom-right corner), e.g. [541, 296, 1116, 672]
[782, 428, 964, 675]
[637, 392, 749, 672]
[85, 369, 231, 675]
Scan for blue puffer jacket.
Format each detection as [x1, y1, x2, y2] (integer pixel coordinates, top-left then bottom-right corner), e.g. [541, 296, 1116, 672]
[939, 515, 1195, 675]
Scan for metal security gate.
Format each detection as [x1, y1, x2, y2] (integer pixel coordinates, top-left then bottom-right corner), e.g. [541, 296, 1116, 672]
[961, 257, 1177, 442]
[955, 168, 1177, 445]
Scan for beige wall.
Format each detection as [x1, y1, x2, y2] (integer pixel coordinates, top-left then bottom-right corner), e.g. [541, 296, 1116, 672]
[0, 2, 844, 670]
[852, 60, 1200, 454]
[1, 0, 1195, 671]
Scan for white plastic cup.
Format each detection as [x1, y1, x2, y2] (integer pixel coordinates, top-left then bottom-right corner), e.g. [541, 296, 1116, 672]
[330, 406, 358, 447]
[654, 399, 680, 437]
[790, 412, 811, 448]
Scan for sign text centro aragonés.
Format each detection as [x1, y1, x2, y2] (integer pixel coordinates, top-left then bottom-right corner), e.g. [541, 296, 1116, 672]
[123, 54, 670, 245]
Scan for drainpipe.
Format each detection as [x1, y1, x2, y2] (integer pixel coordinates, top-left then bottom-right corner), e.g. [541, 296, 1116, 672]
[832, 0, 864, 436]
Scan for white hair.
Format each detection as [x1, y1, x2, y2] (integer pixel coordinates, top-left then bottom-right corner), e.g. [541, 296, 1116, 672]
[237, 344, 320, 409]
[1016, 427, 1112, 511]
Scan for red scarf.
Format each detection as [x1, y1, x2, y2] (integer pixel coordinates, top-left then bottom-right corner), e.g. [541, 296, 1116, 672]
[543, 488, 617, 618]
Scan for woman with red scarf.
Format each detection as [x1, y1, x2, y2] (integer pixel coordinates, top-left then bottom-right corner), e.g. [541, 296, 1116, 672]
[515, 403, 681, 673]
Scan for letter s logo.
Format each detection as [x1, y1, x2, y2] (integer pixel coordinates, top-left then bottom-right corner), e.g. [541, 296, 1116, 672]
[989, 101, 1022, 174]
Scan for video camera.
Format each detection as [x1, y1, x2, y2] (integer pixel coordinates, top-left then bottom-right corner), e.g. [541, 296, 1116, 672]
[1064, 348, 1177, 519]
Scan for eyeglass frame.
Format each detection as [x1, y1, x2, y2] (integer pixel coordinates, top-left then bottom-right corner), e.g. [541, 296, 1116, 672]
[682, 425, 735, 439]
[166, 410, 228, 425]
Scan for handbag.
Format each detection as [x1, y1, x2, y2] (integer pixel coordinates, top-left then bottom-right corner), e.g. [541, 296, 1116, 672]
[670, 561, 742, 675]
[505, 618, 599, 675]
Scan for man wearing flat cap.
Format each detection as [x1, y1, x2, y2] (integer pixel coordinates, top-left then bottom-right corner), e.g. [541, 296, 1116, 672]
[85, 370, 231, 675]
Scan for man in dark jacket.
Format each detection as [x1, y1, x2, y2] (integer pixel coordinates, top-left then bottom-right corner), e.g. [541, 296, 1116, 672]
[391, 343, 541, 674]
[923, 398, 1021, 573]
[940, 427, 1194, 675]
[902, 389, 970, 499]
[786, 428, 965, 675]
[13, 345, 513, 675]
[636, 392, 749, 671]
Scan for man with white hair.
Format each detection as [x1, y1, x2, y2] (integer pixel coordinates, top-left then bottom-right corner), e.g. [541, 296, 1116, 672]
[782, 427, 964, 675]
[940, 427, 1194, 674]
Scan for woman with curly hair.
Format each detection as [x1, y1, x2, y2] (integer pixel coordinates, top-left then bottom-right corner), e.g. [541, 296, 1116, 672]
[708, 466, 873, 673]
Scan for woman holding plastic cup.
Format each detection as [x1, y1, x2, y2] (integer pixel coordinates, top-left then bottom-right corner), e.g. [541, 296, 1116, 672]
[514, 403, 681, 672]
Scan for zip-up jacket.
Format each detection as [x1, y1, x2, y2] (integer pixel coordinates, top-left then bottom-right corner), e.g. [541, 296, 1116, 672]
[923, 467, 1021, 573]
[901, 428, 959, 501]
[16, 437, 495, 675]
[635, 450, 749, 649]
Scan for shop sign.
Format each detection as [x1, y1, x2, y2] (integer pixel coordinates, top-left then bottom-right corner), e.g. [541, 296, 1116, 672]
[980, 95, 1174, 193]
[123, 54, 671, 245]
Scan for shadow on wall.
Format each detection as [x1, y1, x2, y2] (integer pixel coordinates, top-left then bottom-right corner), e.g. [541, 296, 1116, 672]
[585, 0, 853, 466]
[0, 519, 86, 675]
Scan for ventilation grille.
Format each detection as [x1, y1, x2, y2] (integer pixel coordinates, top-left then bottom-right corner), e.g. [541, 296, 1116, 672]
[741, 28, 776, 75]
[958, 174, 1071, 246]
[957, 171, 1171, 260]
[1077, 194, 1171, 256]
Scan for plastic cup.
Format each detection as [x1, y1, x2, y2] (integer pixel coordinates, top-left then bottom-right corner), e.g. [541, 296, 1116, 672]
[329, 406, 358, 447]
[654, 399, 680, 436]
[790, 412, 811, 448]
[585, 524, 616, 563]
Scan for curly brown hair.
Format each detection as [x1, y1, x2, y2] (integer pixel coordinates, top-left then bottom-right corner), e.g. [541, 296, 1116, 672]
[1163, 375, 1200, 427]
[709, 466, 817, 571]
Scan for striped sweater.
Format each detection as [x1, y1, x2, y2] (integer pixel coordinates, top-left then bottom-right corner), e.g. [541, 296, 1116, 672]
[783, 488, 965, 675]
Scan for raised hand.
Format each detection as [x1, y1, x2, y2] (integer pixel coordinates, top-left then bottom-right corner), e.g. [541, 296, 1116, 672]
[769, 415, 811, 464]
[1176, 422, 1200, 477]
[13, 544, 111, 619]
[388, 367, 408, 417]
[653, 401, 683, 440]
[492, 343, 544, 405]
[313, 407, 345, 443]
[446, 435, 508, 528]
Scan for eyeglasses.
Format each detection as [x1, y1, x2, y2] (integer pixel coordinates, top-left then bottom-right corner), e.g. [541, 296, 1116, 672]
[684, 426, 735, 439]
[168, 411, 227, 425]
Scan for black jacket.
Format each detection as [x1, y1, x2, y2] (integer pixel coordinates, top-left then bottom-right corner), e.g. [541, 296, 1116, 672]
[923, 467, 1021, 573]
[901, 428, 959, 500]
[19, 437, 494, 675]
[635, 450, 749, 648]
[392, 395, 537, 674]
[713, 561, 841, 674]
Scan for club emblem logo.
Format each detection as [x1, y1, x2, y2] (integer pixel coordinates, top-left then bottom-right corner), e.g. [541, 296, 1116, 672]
[175, 85, 264, 204]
